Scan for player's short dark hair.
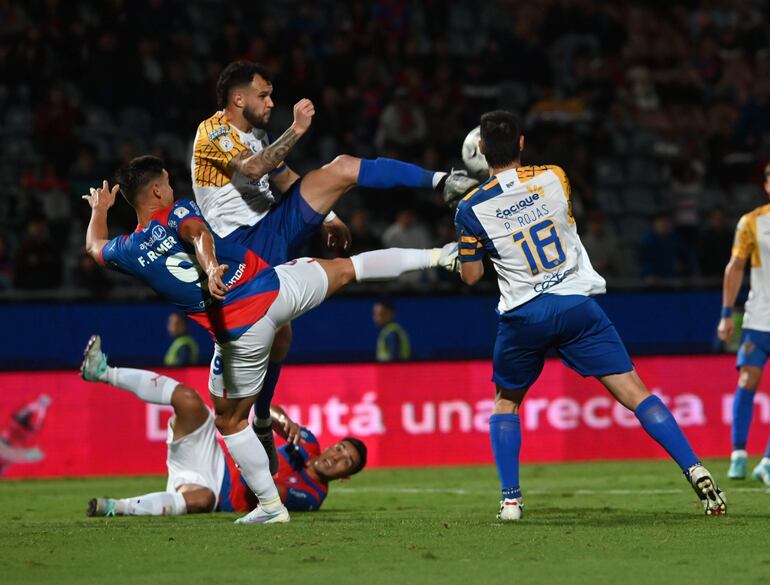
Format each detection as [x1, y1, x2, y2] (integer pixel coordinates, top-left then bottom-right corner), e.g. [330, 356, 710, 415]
[114, 155, 165, 207]
[216, 61, 271, 109]
[342, 437, 367, 475]
[479, 110, 522, 169]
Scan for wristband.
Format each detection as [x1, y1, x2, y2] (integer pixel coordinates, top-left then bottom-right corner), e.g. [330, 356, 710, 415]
[323, 210, 337, 224]
[721, 307, 733, 319]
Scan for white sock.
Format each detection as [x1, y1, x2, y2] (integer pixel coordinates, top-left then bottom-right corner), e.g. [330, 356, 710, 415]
[106, 367, 178, 405]
[350, 248, 433, 281]
[222, 425, 282, 512]
[761, 457, 770, 466]
[254, 417, 272, 430]
[432, 171, 448, 189]
[116, 491, 187, 516]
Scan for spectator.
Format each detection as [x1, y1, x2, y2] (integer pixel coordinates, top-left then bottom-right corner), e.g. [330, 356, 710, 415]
[13, 218, 62, 290]
[581, 211, 620, 277]
[73, 251, 112, 298]
[375, 88, 427, 159]
[346, 209, 382, 256]
[373, 300, 411, 362]
[382, 209, 432, 249]
[0, 234, 13, 290]
[163, 313, 200, 367]
[639, 213, 697, 284]
[697, 207, 733, 280]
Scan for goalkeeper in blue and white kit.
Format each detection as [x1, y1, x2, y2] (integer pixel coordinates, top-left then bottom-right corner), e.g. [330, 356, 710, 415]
[450, 110, 726, 520]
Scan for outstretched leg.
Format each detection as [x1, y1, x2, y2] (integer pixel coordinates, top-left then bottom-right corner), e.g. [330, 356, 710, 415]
[298, 155, 476, 216]
[599, 370, 727, 515]
[80, 335, 216, 516]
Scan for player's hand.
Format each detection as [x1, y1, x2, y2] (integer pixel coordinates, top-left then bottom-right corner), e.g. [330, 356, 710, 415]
[292, 98, 315, 136]
[321, 217, 352, 253]
[82, 180, 119, 212]
[280, 416, 301, 445]
[207, 264, 229, 301]
[717, 317, 734, 342]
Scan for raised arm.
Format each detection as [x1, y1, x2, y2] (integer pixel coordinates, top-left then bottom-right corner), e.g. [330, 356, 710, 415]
[228, 99, 315, 180]
[717, 255, 746, 342]
[270, 405, 301, 444]
[82, 180, 120, 265]
[178, 219, 229, 301]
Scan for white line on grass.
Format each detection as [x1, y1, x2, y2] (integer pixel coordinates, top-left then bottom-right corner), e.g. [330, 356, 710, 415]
[334, 486, 770, 496]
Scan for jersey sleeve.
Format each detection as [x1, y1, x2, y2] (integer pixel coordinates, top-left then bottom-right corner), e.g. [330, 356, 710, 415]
[166, 199, 207, 234]
[192, 120, 250, 187]
[732, 214, 756, 260]
[298, 427, 321, 458]
[284, 488, 322, 511]
[100, 235, 132, 274]
[455, 201, 486, 262]
[546, 165, 575, 224]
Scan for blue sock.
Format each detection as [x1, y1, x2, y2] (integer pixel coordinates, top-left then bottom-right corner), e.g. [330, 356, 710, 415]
[357, 158, 436, 190]
[732, 387, 755, 450]
[635, 395, 699, 472]
[253, 362, 282, 423]
[489, 413, 522, 499]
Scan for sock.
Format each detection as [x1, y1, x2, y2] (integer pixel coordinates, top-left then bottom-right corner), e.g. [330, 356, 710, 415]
[222, 425, 281, 512]
[357, 158, 442, 190]
[635, 395, 699, 472]
[350, 248, 432, 281]
[253, 362, 281, 427]
[106, 367, 177, 405]
[489, 413, 522, 499]
[732, 387, 755, 450]
[116, 491, 187, 516]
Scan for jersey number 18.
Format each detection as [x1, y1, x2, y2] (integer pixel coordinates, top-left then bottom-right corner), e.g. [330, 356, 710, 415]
[512, 219, 566, 275]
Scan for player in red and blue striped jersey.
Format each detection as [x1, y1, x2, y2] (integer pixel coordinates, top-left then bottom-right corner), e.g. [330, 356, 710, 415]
[81, 337, 365, 517]
[83, 156, 456, 524]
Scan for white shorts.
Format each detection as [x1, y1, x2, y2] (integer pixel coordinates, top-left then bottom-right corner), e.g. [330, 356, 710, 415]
[165, 411, 225, 506]
[208, 258, 329, 399]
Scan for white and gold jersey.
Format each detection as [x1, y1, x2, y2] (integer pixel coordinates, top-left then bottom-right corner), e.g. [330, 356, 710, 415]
[732, 204, 770, 331]
[455, 165, 606, 314]
[190, 111, 287, 237]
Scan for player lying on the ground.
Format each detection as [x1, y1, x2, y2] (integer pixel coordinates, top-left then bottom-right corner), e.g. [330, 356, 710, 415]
[82, 160, 456, 524]
[81, 336, 364, 516]
[450, 110, 726, 519]
[191, 61, 478, 474]
[717, 162, 770, 485]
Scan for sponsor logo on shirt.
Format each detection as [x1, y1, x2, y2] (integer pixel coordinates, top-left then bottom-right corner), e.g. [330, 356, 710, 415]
[207, 126, 230, 141]
[496, 193, 540, 218]
[533, 265, 578, 293]
[139, 225, 168, 250]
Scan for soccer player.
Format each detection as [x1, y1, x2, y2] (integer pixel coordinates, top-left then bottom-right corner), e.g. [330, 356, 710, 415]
[82, 156, 457, 523]
[451, 111, 726, 520]
[81, 336, 365, 516]
[191, 61, 475, 469]
[717, 163, 770, 484]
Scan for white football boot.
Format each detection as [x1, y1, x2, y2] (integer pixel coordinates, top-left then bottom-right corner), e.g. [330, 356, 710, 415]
[688, 464, 727, 516]
[80, 335, 109, 382]
[497, 497, 524, 521]
[234, 504, 290, 525]
[432, 242, 460, 273]
[442, 169, 479, 208]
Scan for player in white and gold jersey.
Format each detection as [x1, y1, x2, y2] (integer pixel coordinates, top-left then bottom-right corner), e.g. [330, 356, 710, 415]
[192, 61, 478, 474]
[718, 163, 770, 483]
[454, 110, 725, 520]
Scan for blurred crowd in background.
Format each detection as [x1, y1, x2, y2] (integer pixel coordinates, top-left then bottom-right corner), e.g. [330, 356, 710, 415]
[2, 0, 770, 299]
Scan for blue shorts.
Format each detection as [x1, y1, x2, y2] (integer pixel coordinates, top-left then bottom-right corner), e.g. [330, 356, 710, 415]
[736, 328, 770, 369]
[228, 180, 324, 266]
[493, 294, 633, 391]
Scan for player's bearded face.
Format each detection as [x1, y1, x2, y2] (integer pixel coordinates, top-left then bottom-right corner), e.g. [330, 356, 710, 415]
[243, 102, 269, 129]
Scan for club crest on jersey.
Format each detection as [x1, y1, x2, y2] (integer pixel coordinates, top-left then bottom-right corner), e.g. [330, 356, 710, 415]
[218, 137, 234, 152]
[208, 126, 230, 141]
[496, 193, 540, 218]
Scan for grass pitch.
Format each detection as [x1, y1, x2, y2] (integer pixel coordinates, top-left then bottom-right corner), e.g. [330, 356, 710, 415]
[1, 459, 768, 585]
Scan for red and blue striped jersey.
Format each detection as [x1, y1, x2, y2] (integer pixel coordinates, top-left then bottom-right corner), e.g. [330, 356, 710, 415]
[217, 427, 329, 513]
[101, 199, 279, 343]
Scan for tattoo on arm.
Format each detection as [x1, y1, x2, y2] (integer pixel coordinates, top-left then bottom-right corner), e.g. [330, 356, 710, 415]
[231, 126, 301, 179]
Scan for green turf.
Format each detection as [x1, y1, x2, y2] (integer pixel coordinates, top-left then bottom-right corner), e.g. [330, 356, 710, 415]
[1, 459, 768, 584]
